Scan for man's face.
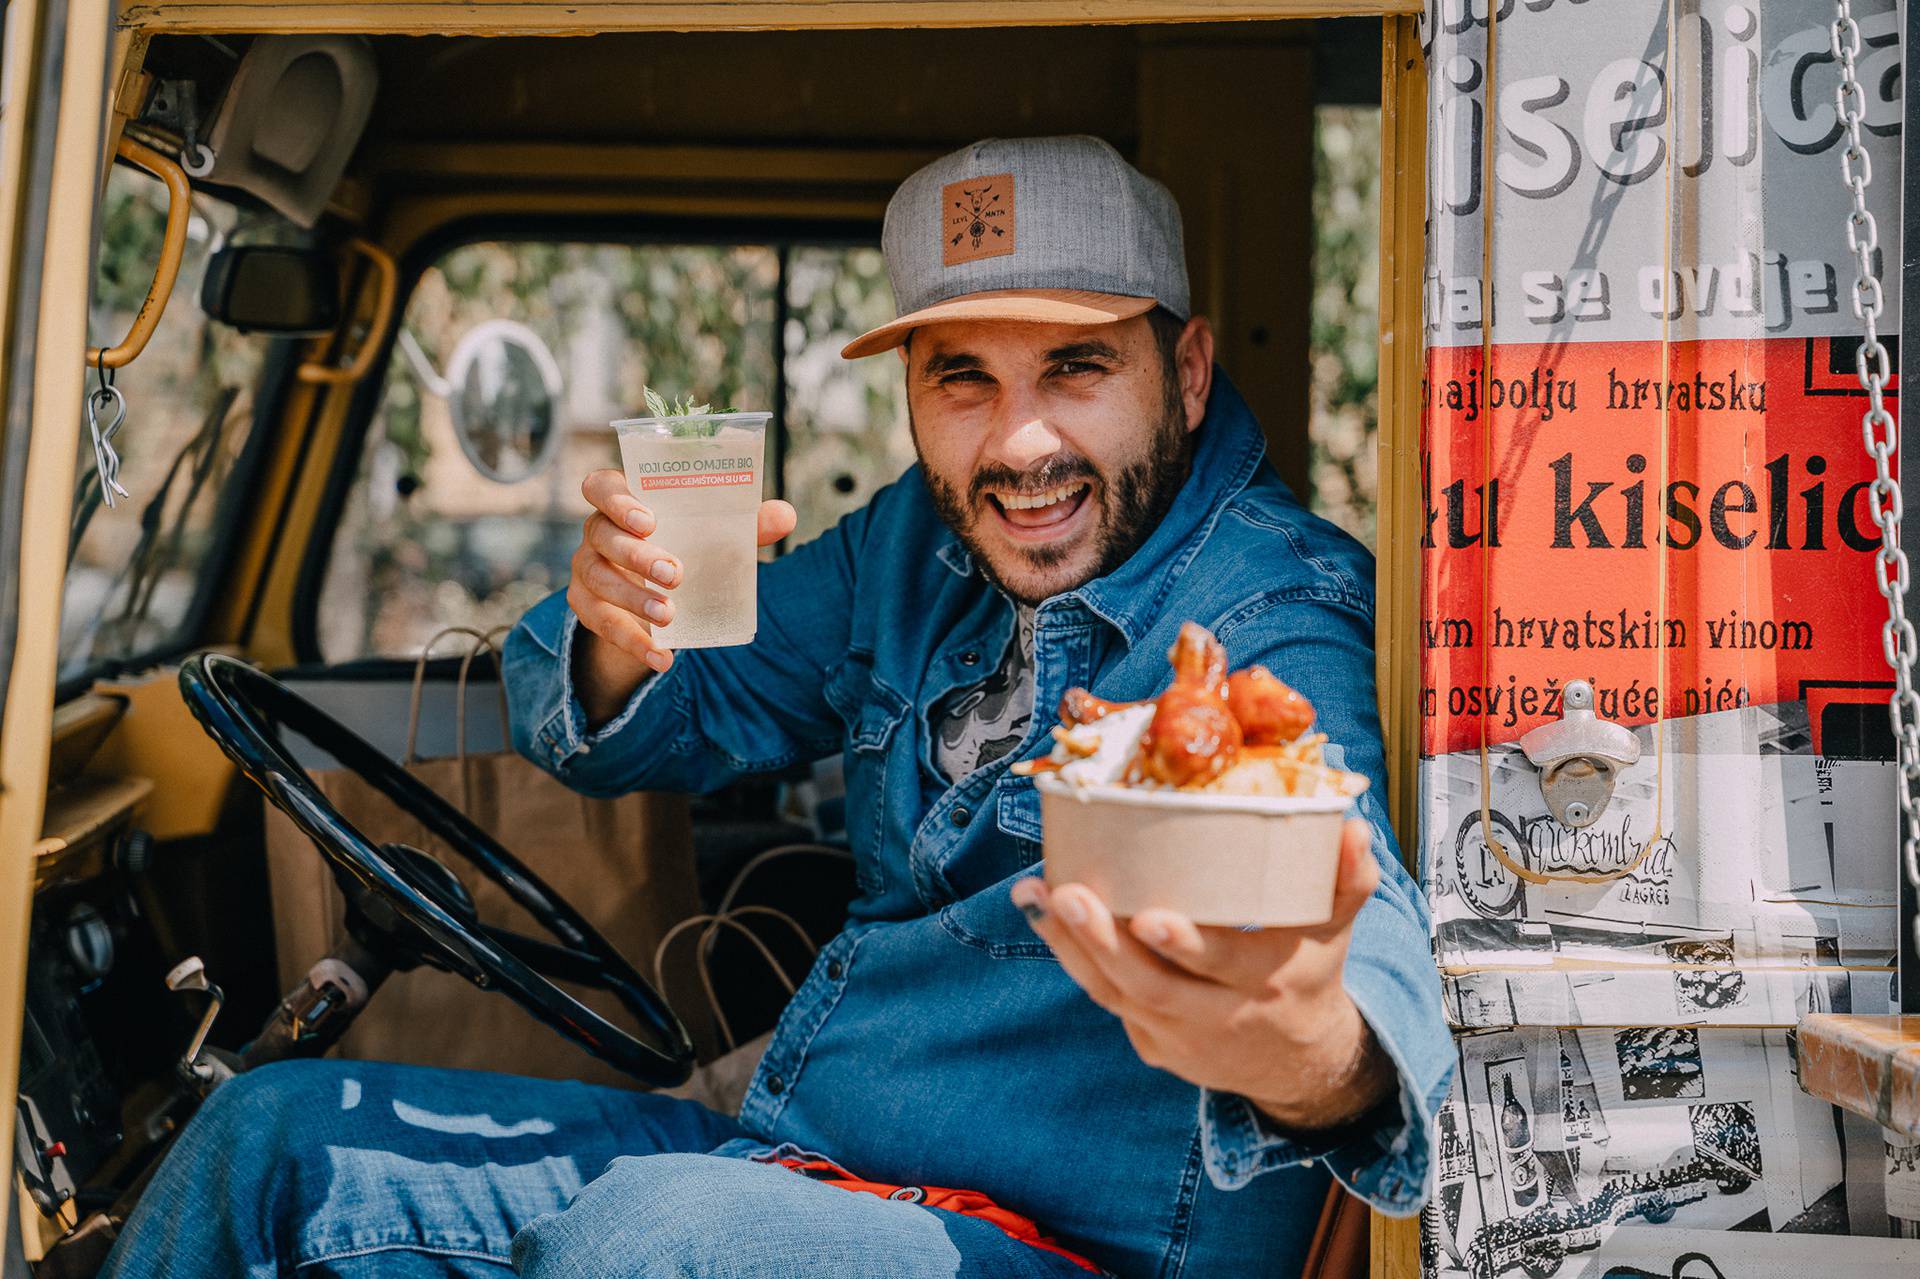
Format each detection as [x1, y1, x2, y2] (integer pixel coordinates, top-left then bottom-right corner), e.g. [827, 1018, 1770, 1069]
[904, 315, 1208, 605]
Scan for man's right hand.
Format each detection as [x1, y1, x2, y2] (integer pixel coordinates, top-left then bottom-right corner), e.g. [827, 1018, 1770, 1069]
[568, 469, 796, 727]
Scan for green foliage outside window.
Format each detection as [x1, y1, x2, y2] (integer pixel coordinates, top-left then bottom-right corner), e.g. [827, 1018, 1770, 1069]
[1309, 105, 1382, 550]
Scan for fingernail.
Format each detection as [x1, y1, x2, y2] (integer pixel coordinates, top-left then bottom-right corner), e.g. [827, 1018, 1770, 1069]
[644, 649, 671, 673]
[1018, 901, 1046, 924]
[627, 507, 653, 534]
[651, 560, 679, 587]
[644, 599, 671, 625]
[1136, 919, 1169, 946]
[1056, 893, 1088, 927]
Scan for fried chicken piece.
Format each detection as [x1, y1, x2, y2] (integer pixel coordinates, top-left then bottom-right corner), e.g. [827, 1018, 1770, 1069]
[1225, 665, 1316, 746]
[1059, 687, 1147, 726]
[1127, 622, 1242, 787]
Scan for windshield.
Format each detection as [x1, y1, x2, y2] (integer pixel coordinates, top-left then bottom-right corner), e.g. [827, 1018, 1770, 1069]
[59, 163, 293, 684]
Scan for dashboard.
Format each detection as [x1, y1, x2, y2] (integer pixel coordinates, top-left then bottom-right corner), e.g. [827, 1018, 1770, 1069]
[17, 893, 132, 1220]
[13, 698, 208, 1258]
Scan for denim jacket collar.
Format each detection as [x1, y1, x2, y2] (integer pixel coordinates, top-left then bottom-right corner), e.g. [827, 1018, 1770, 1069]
[931, 366, 1267, 648]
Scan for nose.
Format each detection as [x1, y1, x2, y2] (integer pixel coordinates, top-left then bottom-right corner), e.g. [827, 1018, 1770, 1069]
[989, 416, 1063, 471]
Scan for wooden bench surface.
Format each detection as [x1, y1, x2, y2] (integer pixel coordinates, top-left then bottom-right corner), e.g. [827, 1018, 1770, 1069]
[1791, 1014, 1920, 1137]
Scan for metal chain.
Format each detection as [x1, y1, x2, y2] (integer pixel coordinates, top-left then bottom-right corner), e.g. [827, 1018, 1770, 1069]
[1831, 1, 1920, 953]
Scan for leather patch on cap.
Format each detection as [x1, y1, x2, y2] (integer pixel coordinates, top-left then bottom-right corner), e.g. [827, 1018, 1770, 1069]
[942, 173, 1015, 266]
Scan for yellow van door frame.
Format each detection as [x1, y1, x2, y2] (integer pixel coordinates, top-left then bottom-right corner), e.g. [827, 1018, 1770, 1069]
[0, 0, 131, 1251]
[1375, 13, 1425, 870]
[1369, 19, 1426, 1276]
[123, 0, 1414, 34]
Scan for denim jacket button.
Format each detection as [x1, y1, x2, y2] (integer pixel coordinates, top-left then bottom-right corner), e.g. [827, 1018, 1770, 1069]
[951, 806, 972, 828]
[826, 960, 844, 981]
[959, 650, 981, 666]
[765, 1073, 785, 1095]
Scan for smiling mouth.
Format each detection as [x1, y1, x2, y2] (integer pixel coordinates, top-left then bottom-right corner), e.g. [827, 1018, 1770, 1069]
[985, 481, 1093, 538]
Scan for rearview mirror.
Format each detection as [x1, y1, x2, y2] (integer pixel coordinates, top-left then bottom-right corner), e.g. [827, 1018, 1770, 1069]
[445, 319, 564, 483]
[200, 244, 339, 335]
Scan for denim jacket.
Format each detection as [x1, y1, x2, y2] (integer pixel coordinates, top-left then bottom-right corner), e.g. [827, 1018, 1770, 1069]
[504, 372, 1453, 1277]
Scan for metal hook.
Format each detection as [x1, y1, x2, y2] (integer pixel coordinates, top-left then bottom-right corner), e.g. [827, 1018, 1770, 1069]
[86, 375, 130, 508]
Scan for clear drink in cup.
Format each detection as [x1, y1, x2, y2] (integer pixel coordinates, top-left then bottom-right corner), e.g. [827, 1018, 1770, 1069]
[611, 411, 770, 649]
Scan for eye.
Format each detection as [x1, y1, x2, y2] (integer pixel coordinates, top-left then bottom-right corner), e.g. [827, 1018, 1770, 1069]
[940, 369, 991, 385]
[1053, 359, 1108, 377]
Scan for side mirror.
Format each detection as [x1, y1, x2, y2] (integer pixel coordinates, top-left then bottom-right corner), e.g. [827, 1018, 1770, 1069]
[444, 319, 564, 483]
[200, 244, 340, 335]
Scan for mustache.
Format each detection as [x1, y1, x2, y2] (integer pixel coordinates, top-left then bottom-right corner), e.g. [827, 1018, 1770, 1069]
[969, 455, 1100, 504]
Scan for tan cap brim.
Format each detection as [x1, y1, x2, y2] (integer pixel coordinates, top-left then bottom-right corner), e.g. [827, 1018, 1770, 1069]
[840, 288, 1157, 359]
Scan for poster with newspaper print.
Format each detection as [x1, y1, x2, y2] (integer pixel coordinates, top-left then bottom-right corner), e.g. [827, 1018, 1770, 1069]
[1421, 701, 1901, 983]
[1420, 1029, 1920, 1278]
[1416, 0, 1906, 1274]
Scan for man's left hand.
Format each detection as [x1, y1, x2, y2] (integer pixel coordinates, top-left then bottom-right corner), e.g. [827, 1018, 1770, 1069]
[1010, 818, 1394, 1132]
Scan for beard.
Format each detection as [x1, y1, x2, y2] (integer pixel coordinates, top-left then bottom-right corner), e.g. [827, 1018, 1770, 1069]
[916, 378, 1194, 605]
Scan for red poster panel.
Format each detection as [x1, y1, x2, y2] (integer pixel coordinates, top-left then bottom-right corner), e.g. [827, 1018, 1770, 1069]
[1421, 335, 1896, 758]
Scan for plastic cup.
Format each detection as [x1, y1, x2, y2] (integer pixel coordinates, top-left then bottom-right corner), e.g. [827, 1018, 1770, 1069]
[1033, 775, 1367, 927]
[611, 411, 770, 650]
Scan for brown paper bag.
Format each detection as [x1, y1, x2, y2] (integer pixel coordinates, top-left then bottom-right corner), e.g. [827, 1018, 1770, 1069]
[655, 901, 820, 1113]
[263, 627, 714, 1088]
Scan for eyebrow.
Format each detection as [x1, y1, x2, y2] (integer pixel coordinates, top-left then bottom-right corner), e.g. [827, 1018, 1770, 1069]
[917, 338, 1126, 379]
[1044, 339, 1124, 364]
[919, 350, 987, 378]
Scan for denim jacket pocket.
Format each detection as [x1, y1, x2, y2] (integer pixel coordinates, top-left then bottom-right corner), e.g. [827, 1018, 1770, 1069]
[849, 695, 903, 754]
[994, 775, 1043, 843]
[937, 875, 1056, 960]
[937, 778, 1050, 957]
[826, 657, 908, 897]
[939, 778, 1051, 957]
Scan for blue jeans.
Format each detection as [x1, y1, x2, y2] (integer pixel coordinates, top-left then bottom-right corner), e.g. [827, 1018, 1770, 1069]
[99, 1060, 1102, 1278]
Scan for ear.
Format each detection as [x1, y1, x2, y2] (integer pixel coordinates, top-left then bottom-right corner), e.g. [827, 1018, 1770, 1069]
[1176, 316, 1215, 431]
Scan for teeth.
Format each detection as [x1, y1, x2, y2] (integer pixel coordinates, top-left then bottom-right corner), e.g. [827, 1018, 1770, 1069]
[997, 482, 1088, 511]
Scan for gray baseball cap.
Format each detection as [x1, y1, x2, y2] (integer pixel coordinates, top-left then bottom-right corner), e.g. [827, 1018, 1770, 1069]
[841, 135, 1190, 359]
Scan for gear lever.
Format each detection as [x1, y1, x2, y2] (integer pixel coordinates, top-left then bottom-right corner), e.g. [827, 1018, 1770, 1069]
[164, 956, 232, 1089]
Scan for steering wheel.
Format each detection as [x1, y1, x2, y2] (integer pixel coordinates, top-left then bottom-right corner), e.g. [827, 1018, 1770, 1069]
[178, 652, 695, 1086]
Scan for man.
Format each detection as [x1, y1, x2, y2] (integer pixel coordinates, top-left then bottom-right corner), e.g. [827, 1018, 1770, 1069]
[102, 137, 1451, 1278]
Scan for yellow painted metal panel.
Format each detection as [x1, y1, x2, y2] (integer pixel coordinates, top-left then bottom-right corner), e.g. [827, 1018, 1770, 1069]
[1137, 39, 1318, 500]
[1371, 13, 1428, 1275]
[364, 141, 941, 184]
[86, 669, 242, 840]
[120, 0, 1421, 36]
[0, 9, 43, 416]
[0, 0, 123, 1248]
[1373, 12, 1425, 858]
[0, 0, 51, 1243]
[1373, 1211, 1424, 1279]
